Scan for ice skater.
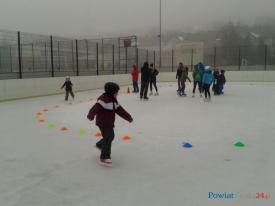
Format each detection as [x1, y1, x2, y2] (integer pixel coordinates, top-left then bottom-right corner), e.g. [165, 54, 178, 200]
[87, 82, 133, 167]
[218, 70, 226, 94]
[131, 64, 139, 93]
[202, 66, 214, 102]
[192, 63, 203, 97]
[176, 62, 184, 91]
[212, 68, 220, 95]
[179, 65, 191, 96]
[149, 63, 159, 96]
[140, 62, 151, 100]
[61, 76, 75, 101]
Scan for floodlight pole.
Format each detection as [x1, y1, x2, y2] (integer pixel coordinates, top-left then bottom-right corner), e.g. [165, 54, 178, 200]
[159, 0, 162, 68]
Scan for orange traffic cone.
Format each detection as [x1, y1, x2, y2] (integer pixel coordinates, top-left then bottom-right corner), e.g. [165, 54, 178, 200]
[122, 135, 132, 141]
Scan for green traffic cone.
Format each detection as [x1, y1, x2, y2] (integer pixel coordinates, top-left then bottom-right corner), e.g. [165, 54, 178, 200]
[48, 124, 56, 129]
[234, 142, 245, 148]
[78, 130, 87, 135]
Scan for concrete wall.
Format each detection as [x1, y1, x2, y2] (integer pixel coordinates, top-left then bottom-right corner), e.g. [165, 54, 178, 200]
[1, 71, 275, 101]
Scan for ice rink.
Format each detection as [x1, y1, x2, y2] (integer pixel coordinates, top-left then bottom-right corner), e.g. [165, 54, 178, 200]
[0, 82, 274, 206]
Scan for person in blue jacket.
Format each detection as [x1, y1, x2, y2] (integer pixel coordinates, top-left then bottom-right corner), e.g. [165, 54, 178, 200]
[197, 62, 205, 92]
[202, 66, 214, 101]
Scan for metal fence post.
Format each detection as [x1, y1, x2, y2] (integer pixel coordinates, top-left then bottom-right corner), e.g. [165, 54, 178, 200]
[213, 47, 217, 68]
[86, 40, 89, 70]
[71, 40, 74, 71]
[102, 39, 104, 71]
[0, 50, 2, 70]
[191, 48, 194, 71]
[32, 43, 35, 71]
[10, 46, 13, 72]
[58, 41, 60, 71]
[50, 35, 54, 77]
[118, 38, 120, 71]
[264, 45, 267, 71]
[136, 47, 139, 68]
[153, 50, 156, 68]
[112, 44, 115, 75]
[172, 49, 174, 72]
[125, 47, 128, 74]
[44, 42, 47, 71]
[96, 43, 99, 75]
[76, 39, 79, 76]
[17, 31, 22, 79]
[238, 46, 241, 71]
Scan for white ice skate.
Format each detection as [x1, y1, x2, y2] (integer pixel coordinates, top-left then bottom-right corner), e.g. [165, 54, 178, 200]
[149, 92, 153, 96]
[155, 92, 159, 96]
[99, 159, 112, 167]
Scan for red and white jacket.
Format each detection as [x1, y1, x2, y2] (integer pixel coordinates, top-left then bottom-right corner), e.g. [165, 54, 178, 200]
[87, 93, 133, 128]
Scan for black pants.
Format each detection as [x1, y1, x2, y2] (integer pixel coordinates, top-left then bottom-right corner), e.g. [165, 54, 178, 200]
[177, 79, 181, 91]
[96, 127, 115, 160]
[65, 90, 74, 101]
[133, 81, 139, 93]
[140, 81, 149, 98]
[150, 79, 158, 92]
[203, 84, 211, 99]
[180, 80, 186, 94]
[193, 81, 202, 94]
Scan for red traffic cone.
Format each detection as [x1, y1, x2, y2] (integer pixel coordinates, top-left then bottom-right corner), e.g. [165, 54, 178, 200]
[127, 87, 130, 94]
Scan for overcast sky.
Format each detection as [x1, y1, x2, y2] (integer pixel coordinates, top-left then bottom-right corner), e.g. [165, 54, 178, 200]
[0, 0, 275, 38]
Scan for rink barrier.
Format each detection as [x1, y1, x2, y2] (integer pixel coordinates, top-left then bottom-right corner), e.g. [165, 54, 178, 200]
[1, 71, 275, 102]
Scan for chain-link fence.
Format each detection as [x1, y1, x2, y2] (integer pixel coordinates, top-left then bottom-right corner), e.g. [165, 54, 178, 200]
[0, 30, 138, 79]
[139, 45, 275, 72]
[1, 29, 275, 79]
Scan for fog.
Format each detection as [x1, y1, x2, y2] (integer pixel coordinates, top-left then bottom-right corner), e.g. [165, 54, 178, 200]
[0, 0, 275, 38]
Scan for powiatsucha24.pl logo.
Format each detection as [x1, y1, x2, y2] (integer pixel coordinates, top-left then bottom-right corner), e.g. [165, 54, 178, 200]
[208, 192, 272, 200]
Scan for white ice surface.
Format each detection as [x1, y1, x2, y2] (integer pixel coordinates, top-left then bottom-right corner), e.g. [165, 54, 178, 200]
[0, 82, 274, 206]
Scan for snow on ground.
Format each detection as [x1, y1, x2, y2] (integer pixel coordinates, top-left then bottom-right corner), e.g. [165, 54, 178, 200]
[0, 82, 274, 206]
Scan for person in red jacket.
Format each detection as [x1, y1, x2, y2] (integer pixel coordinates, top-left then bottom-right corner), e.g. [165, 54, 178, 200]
[87, 82, 133, 167]
[131, 64, 139, 93]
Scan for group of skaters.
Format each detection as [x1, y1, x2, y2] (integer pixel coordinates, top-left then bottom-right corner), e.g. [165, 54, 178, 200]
[61, 62, 226, 103]
[131, 62, 159, 100]
[176, 62, 226, 101]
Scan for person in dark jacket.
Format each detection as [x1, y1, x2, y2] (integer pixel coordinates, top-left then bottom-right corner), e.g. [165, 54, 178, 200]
[140, 62, 151, 100]
[176, 63, 184, 91]
[87, 82, 133, 167]
[218, 70, 226, 94]
[179, 66, 191, 96]
[149, 63, 159, 96]
[212, 68, 220, 95]
[61, 76, 75, 101]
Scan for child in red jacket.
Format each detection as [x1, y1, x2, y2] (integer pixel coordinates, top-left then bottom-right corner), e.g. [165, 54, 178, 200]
[87, 82, 133, 167]
[131, 64, 139, 93]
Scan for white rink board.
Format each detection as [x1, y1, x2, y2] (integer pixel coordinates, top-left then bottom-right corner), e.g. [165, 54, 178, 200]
[1, 71, 275, 101]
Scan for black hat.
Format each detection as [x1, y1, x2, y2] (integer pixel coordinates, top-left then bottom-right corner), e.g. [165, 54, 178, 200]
[104, 82, 120, 94]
